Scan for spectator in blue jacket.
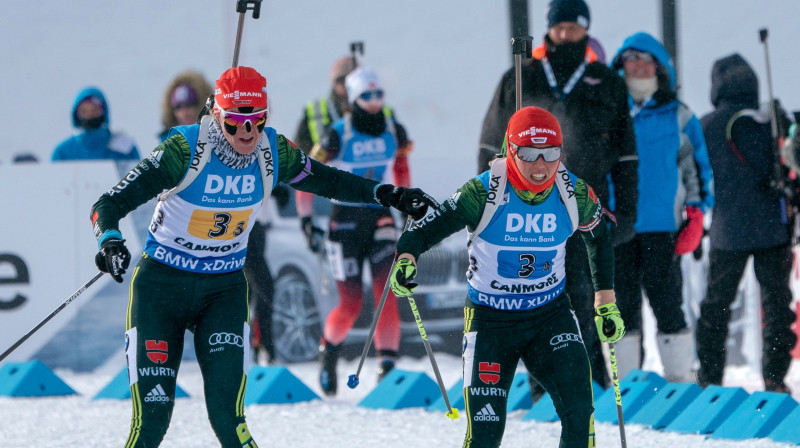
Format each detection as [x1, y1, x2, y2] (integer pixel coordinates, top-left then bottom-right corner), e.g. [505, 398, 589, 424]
[609, 32, 713, 382]
[52, 87, 139, 162]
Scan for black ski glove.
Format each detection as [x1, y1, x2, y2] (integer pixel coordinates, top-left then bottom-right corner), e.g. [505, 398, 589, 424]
[375, 184, 439, 221]
[612, 214, 636, 247]
[300, 216, 325, 254]
[95, 238, 131, 283]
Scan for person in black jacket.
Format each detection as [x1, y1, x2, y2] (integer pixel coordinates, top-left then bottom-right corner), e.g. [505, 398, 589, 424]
[478, 0, 637, 389]
[696, 53, 796, 393]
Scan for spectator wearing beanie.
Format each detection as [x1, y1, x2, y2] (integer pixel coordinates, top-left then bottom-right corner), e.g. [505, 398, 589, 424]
[478, 0, 637, 391]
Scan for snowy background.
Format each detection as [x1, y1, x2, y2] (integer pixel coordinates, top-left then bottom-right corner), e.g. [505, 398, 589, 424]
[2, 1, 800, 447]
[3, 0, 800, 200]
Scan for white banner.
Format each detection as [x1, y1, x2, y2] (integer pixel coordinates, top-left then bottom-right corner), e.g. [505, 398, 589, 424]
[0, 162, 141, 366]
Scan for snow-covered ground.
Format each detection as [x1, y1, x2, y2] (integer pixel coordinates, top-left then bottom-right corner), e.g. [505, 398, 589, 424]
[1, 355, 797, 448]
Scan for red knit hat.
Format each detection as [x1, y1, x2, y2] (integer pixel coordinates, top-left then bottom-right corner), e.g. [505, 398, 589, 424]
[214, 66, 267, 110]
[506, 106, 563, 149]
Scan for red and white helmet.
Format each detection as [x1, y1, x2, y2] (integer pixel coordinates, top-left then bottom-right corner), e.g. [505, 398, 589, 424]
[506, 106, 563, 152]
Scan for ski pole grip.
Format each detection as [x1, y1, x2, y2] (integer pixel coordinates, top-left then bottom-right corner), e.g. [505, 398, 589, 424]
[236, 0, 263, 19]
[350, 41, 364, 56]
[759, 28, 768, 43]
[511, 36, 533, 56]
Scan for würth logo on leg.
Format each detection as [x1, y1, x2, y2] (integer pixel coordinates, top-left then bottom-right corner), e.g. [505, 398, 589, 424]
[478, 362, 500, 385]
[146, 340, 168, 364]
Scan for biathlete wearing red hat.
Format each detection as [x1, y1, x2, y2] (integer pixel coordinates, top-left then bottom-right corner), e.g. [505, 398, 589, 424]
[390, 107, 624, 448]
[89, 66, 436, 448]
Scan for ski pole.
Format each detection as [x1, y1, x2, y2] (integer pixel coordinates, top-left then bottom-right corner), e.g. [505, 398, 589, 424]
[347, 217, 414, 390]
[759, 28, 790, 223]
[759, 28, 780, 150]
[607, 342, 628, 448]
[503, 35, 532, 158]
[350, 41, 364, 68]
[232, 0, 263, 67]
[198, 0, 263, 121]
[0, 272, 105, 363]
[406, 293, 459, 420]
[511, 36, 532, 112]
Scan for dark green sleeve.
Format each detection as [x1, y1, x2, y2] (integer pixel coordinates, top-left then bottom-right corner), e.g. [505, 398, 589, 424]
[396, 178, 486, 259]
[90, 134, 191, 238]
[575, 179, 615, 291]
[275, 134, 381, 205]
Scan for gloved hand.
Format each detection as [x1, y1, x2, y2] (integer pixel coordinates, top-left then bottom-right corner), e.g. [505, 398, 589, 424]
[675, 206, 704, 255]
[95, 238, 131, 283]
[594, 303, 625, 343]
[612, 214, 636, 247]
[692, 232, 705, 261]
[390, 258, 418, 297]
[300, 216, 325, 254]
[375, 184, 439, 221]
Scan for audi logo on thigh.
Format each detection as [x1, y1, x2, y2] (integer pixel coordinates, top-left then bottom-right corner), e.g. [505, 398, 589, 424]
[549, 333, 582, 346]
[208, 332, 244, 347]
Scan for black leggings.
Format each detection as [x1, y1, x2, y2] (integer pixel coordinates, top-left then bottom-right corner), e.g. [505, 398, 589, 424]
[245, 221, 275, 359]
[614, 232, 687, 333]
[696, 244, 796, 385]
[124, 255, 257, 448]
[462, 299, 595, 448]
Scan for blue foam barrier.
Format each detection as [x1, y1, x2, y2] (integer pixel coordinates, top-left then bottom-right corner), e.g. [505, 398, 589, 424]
[710, 391, 797, 440]
[244, 366, 319, 405]
[621, 369, 667, 387]
[523, 381, 605, 422]
[768, 402, 800, 444]
[427, 378, 464, 412]
[359, 369, 439, 410]
[594, 376, 664, 424]
[507, 372, 534, 411]
[665, 385, 749, 435]
[93, 367, 189, 400]
[0, 360, 77, 397]
[628, 382, 702, 429]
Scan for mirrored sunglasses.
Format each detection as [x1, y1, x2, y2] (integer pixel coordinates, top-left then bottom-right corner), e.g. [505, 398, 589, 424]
[359, 90, 384, 102]
[621, 50, 655, 63]
[220, 108, 267, 130]
[511, 144, 562, 162]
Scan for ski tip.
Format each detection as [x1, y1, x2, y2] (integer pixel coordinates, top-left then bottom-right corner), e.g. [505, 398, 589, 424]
[346, 374, 359, 389]
[446, 408, 459, 420]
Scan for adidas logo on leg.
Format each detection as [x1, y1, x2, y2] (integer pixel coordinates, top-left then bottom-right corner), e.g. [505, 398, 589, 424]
[473, 403, 500, 422]
[144, 384, 171, 403]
